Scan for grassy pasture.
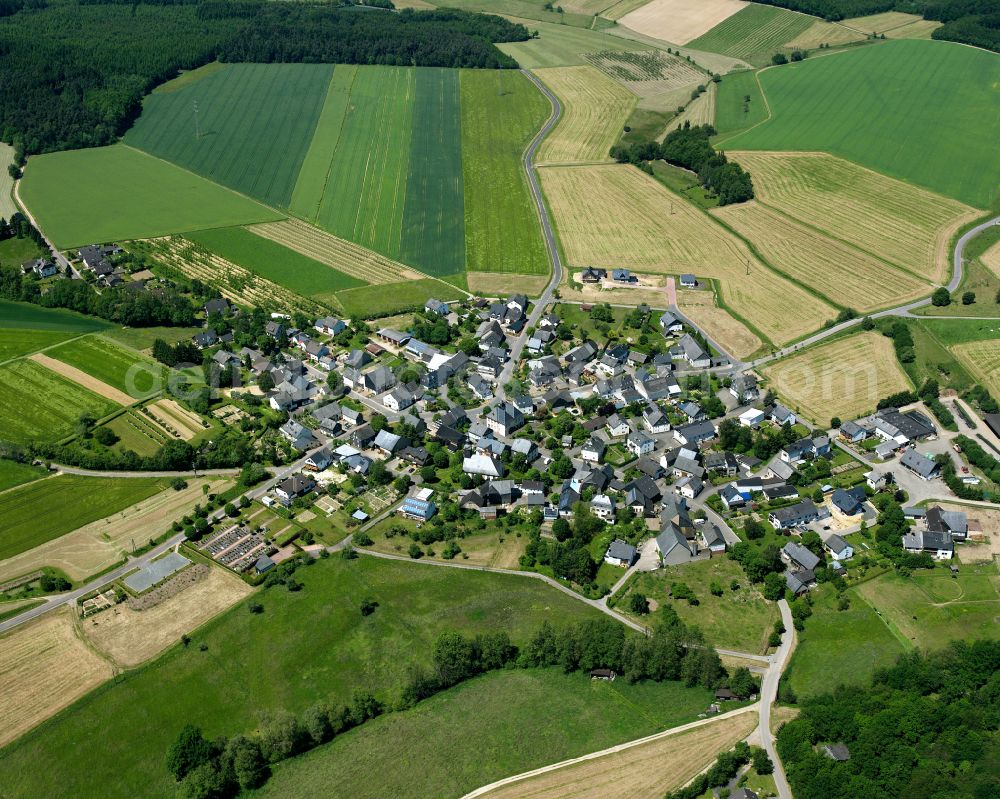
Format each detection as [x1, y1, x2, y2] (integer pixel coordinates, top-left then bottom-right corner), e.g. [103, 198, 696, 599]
[20, 144, 282, 248]
[337, 278, 466, 319]
[0, 359, 118, 443]
[0, 236, 46, 270]
[185, 226, 363, 297]
[0, 328, 77, 362]
[761, 331, 911, 422]
[951, 340, 1000, 400]
[720, 39, 1000, 209]
[539, 163, 833, 344]
[0, 458, 47, 493]
[711, 200, 932, 311]
[687, 4, 814, 65]
[100, 326, 201, 353]
[45, 336, 168, 398]
[461, 69, 551, 275]
[714, 69, 767, 135]
[536, 65, 637, 164]
[126, 63, 333, 208]
[0, 557, 609, 799]
[0, 475, 169, 561]
[259, 673, 725, 799]
[104, 411, 169, 457]
[0, 300, 109, 334]
[729, 151, 978, 283]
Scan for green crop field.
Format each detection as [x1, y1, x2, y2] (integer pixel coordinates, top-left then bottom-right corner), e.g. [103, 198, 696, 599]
[258, 669, 714, 799]
[336, 278, 466, 319]
[0, 359, 118, 444]
[688, 5, 814, 65]
[399, 68, 465, 278]
[0, 458, 48, 493]
[20, 145, 282, 248]
[714, 70, 767, 135]
[0, 475, 169, 560]
[720, 39, 1000, 208]
[0, 556, 610, 799]
[461, 69, 550, 275]
[184, 226, 363, 298]
[0, 300, 110, 334]
[45, 336, 168, 398]
[0, 328, 77, 362]
[125, 63, 334, 209]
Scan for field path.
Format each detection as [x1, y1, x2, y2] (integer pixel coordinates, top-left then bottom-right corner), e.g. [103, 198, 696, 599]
[29, 352, 134, 405]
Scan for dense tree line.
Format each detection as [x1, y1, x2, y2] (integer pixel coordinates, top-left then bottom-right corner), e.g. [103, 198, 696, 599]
[0, 2, 528, 155]
[610, 124, 754, 205]
[778, 641, 1000, 799]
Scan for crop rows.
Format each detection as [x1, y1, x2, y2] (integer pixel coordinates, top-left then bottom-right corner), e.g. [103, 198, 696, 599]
[584, 50, 704, 87]
[46, 336, 167, 397]
[952, 341, 1000, 400]
[688, 5, 813, 62]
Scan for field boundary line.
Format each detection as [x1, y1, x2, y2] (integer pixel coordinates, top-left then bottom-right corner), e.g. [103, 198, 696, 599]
[459, 704, 759, 799]
[310, 65, 358, 222]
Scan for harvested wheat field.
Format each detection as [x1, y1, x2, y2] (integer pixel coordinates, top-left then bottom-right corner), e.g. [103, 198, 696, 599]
[148, 398, 206, 440]
[473, 707, 757, 799]
[248, 218, 424, 284]
[784, 19, 866, 49]
[729, 152, 979, 282]
[762, 332, 911, 422]
[536, 66, 636, 165]
[467, 272, 550, 297]
[663, 82, 716, 137]
[711, 200, 932, 311]
[981, 240, 1000, 278]
[951, 340, 1000, 399]
[83, 564, 251, 668]
[677, 287, 762, 358]
[584, 50, 705, 102]
[29, 352, 133, 405]
[0, 607, 113, 747]
[0, 479, 230, 584]
[619, 0, 748, 45]
[540, 163, 833, 343]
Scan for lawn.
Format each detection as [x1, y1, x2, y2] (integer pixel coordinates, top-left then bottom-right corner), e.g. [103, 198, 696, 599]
[720, 39, 1000, 209]
[19, 144, 283, 248]
[184, 226, 363, 298]
[0, 328, 77, 363]
[0, 359, 118, 444]
[461, 69, 551, 275]
[618, 557, 779, 653]
[45, 336, 168, 398]
[0, 235, 46, 270]
[125, 63, 334, 209]
[0, 300, 109, 334]
[0, 556, 611, 799]
[99, 326, 203, 352]
[687, 4, 814, 65]
[785, 584, 904, 700]
[0, 475, 169, 560]
[713, 69, 767, 135]
[899, 320, 975, 392]
[0, 458, 48, 493]
[336, 278, 466, 319]
[855, 563, 1000, 650]
[257, 668, 715, 799]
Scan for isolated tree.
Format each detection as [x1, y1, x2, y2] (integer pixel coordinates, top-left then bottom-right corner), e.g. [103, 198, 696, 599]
[932, 287, 951, 306]
[629, 592, 650, 615]
[730, 666, 758, 698]
[962, 291, 976, 305]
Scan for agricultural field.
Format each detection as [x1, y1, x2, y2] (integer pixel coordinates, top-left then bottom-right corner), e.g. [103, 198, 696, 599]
[536, 66, 636, 164]
[0, 142, 17, 220]
[841, 11, 939, 37]
[687, 4, 813, 65]
[461, 69, 551, 275]
[0, 475, 169, 562]
[785, 586, 904, 701]
[618, 0, 748, 45]
[728, 152, 978, 283]
[474, 709, 758, 799]
[720, 40, 1000, 208]
[99, 326, 202, 353]
[663, 82, 716, 135]
[855, 564, 1000, 650]
[103, 410, 171, 457]
[0, 557, 614, 799]
[711, 200, 933, 311]
[336, 278, 467, 319]
[0, 479, 229, 584]
[19, 144, 282, 248]
[125, 63, 334, 208]
[677, 287, 763, 359]
[982, 238, 1000, 277]
[0, 608, 114, 748]
[713, 69, 767, 134]
[0, 458, 47, 493]
[584, 49, 706, 104]
[147, 399, 207, 441]
[185, 226, 363, 298]
[29, 352, 134, 406]
[0, 328, 77, 362]
[951, 340, 1000, 400]
[619, 558, 778, 652]
[498, 18, 657, 68]
[258, 671, 717, 799]
[0, 299, 109, 334]
[761, 332, 912, 422]
[467, 271, 551, 296]
[539, 163, 834, 344]
[82, 565, 252, 668]
[0, 359, 118, 444]
[44, 336, 168, 399]
[783, 18, 866, 49]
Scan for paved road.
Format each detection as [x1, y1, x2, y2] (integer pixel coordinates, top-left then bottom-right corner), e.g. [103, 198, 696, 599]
[12, 174, 77, 277]
[759, 599, 795, 799]
[495, 71, 564, 399]
[0, 444, 327, 634]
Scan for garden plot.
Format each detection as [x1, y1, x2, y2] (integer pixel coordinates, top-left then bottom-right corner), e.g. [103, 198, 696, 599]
[146, 399, 208, 440]
[677, 287, 762, 358]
